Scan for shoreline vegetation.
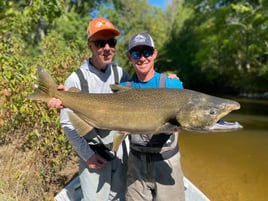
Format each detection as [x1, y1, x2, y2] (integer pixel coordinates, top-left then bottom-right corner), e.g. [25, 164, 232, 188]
[0, 142, 79, 200]
[239, 92, 268, 100]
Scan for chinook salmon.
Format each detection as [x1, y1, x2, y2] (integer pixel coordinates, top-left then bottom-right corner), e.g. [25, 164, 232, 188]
[28, 66, 241, 138]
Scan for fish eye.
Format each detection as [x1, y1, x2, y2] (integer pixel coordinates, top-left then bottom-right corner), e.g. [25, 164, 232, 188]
[209, 109, 216, 115]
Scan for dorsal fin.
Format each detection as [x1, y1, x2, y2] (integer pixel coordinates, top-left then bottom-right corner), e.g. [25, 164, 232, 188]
[110, 84, 132, 93]
[68, 87, 81, 93]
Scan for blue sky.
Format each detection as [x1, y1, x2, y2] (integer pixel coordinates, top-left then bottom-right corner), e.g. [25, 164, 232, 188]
[148, 0, 168, 9]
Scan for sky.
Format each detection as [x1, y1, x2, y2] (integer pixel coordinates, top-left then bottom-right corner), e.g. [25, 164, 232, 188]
[148, 0, 169, 9]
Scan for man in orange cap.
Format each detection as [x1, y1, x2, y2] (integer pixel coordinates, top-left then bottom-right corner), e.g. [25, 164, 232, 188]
[50, 18, 130, 201]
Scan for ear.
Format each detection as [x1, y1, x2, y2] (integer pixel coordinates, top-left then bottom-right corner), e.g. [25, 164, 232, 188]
[87, 41, 93, 50]
[127, 52, 132, 61]
[153, 49, 158, 58]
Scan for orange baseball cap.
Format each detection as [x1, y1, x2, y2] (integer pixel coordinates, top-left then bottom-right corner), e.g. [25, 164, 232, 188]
[87, 18, 120, 40]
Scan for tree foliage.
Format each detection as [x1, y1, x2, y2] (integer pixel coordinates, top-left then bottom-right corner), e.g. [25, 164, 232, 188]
[160, 0, 268, 93]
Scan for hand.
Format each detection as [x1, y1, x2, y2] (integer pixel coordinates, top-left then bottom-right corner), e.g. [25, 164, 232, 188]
[47, 85, 67, 109]
[48, 98, 63, 109]
[57, 84, 67, 91]
[87, 153, 107, 169]
[172, 127, 181, 133]
[167, 73, 180, 80]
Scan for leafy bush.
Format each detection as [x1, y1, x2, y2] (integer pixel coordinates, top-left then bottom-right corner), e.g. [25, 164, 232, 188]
[0, 25, 85, 199]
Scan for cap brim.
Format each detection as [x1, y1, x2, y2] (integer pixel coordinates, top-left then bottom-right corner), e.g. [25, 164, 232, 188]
[88, 29, 120, 40]
[128, 45, 154, 52]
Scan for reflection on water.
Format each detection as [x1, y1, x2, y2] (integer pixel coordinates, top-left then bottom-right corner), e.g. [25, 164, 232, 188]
[180, 98, 268, 201]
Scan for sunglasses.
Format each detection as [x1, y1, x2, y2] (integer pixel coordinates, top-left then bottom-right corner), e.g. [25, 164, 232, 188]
[129, 48, 154, 59]
[92, 39, 117, 48]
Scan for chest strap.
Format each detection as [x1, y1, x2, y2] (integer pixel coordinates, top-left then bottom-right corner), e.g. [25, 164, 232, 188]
[75, 68, 88, 93]
[75, 62, 119, 92]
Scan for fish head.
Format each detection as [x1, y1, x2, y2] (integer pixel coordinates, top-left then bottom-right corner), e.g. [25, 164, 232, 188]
[176, 92, 240, 132]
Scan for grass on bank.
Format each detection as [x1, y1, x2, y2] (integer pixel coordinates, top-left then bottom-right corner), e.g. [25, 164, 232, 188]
[0, 141, 78, 201]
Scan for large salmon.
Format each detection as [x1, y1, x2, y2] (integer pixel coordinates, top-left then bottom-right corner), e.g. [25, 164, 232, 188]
[28, 66, 241, 136]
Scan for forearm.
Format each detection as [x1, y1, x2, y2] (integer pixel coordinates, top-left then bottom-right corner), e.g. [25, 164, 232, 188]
[60, 108, 94, 162]
[62, 126, 94, 162]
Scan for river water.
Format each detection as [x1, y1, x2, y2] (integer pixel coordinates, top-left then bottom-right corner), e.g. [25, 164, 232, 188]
[179, 98, 268, 201]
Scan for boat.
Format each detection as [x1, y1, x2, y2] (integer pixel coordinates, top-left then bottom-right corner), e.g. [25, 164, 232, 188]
[54, 120, 243, 200]
[54, 176, 210, 201]
[183, 177, 210, 201]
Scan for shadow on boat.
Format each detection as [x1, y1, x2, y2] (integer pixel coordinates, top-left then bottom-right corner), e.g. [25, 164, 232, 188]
[54, 176, 210, 201]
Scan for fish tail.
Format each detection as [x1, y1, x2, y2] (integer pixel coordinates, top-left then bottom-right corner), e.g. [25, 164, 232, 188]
[27, 65, 58, 103]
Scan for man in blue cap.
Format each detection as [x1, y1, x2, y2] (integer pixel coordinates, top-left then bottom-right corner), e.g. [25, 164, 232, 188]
[122, 33, 185, 201]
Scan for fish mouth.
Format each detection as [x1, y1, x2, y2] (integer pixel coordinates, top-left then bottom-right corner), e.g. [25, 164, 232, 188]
[186, 101, 242, 133]
[206, 101, 242, 132]
[207, 120, 243, 132]
[232, 101, 241, 111]
[206, 101, 243, 132]
[184, 121, 243, 133]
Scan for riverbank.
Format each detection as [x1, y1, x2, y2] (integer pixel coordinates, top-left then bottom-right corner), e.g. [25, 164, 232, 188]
[0, 142, 78, 200]
[239, 92, 268, 99]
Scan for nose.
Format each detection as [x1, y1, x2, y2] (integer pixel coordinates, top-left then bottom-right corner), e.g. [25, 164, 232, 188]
[103, 43, 111, 49]
[138, 54, 146, 60]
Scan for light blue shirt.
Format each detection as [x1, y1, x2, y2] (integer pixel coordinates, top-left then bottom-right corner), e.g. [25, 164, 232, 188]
[121, 71, 183, 89]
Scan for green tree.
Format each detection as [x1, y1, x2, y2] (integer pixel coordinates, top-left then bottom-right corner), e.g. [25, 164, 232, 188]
[96, 0, 170, 74]
[161, 0, 268, 93]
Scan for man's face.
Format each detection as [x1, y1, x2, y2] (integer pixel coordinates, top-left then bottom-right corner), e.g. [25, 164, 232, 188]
[128, 45, 157, 75]
[88, 33, 117, 68]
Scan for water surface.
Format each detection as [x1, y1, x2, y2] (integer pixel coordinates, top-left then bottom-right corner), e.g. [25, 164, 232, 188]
[180, 98, 268, 201]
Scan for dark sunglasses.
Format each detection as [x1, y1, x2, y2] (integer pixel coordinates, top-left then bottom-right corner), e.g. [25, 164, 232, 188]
[129, 48, 154, 59]
[93, 39, 117, 48]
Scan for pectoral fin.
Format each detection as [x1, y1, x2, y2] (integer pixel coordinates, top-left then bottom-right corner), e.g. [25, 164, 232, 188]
[112, 132, 128, 152]
[68, 112, 94, 136]
[155, 122, 178, 133]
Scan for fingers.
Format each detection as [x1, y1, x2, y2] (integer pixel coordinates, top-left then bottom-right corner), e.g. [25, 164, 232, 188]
[46, 85, 66, 109]
[57, 84, 67, 91]
[172, 127, 181, 133]
[47, 98, 63, 109]
[167, 73, 180, 80]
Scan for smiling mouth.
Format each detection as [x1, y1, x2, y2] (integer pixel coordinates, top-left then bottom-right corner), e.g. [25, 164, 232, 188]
[136, 61, 148, 65]
[103, 53, 112, 59]
[103, 53, 111, 56]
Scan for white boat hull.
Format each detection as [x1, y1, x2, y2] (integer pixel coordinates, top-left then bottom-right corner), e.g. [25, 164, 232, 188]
[54, 176, 210, 201]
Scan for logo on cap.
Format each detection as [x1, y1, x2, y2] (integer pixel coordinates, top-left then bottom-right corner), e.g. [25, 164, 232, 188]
[95, 21, 113, 28]
[87, 18, 120, 40]
[133, 34, 147, 44]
